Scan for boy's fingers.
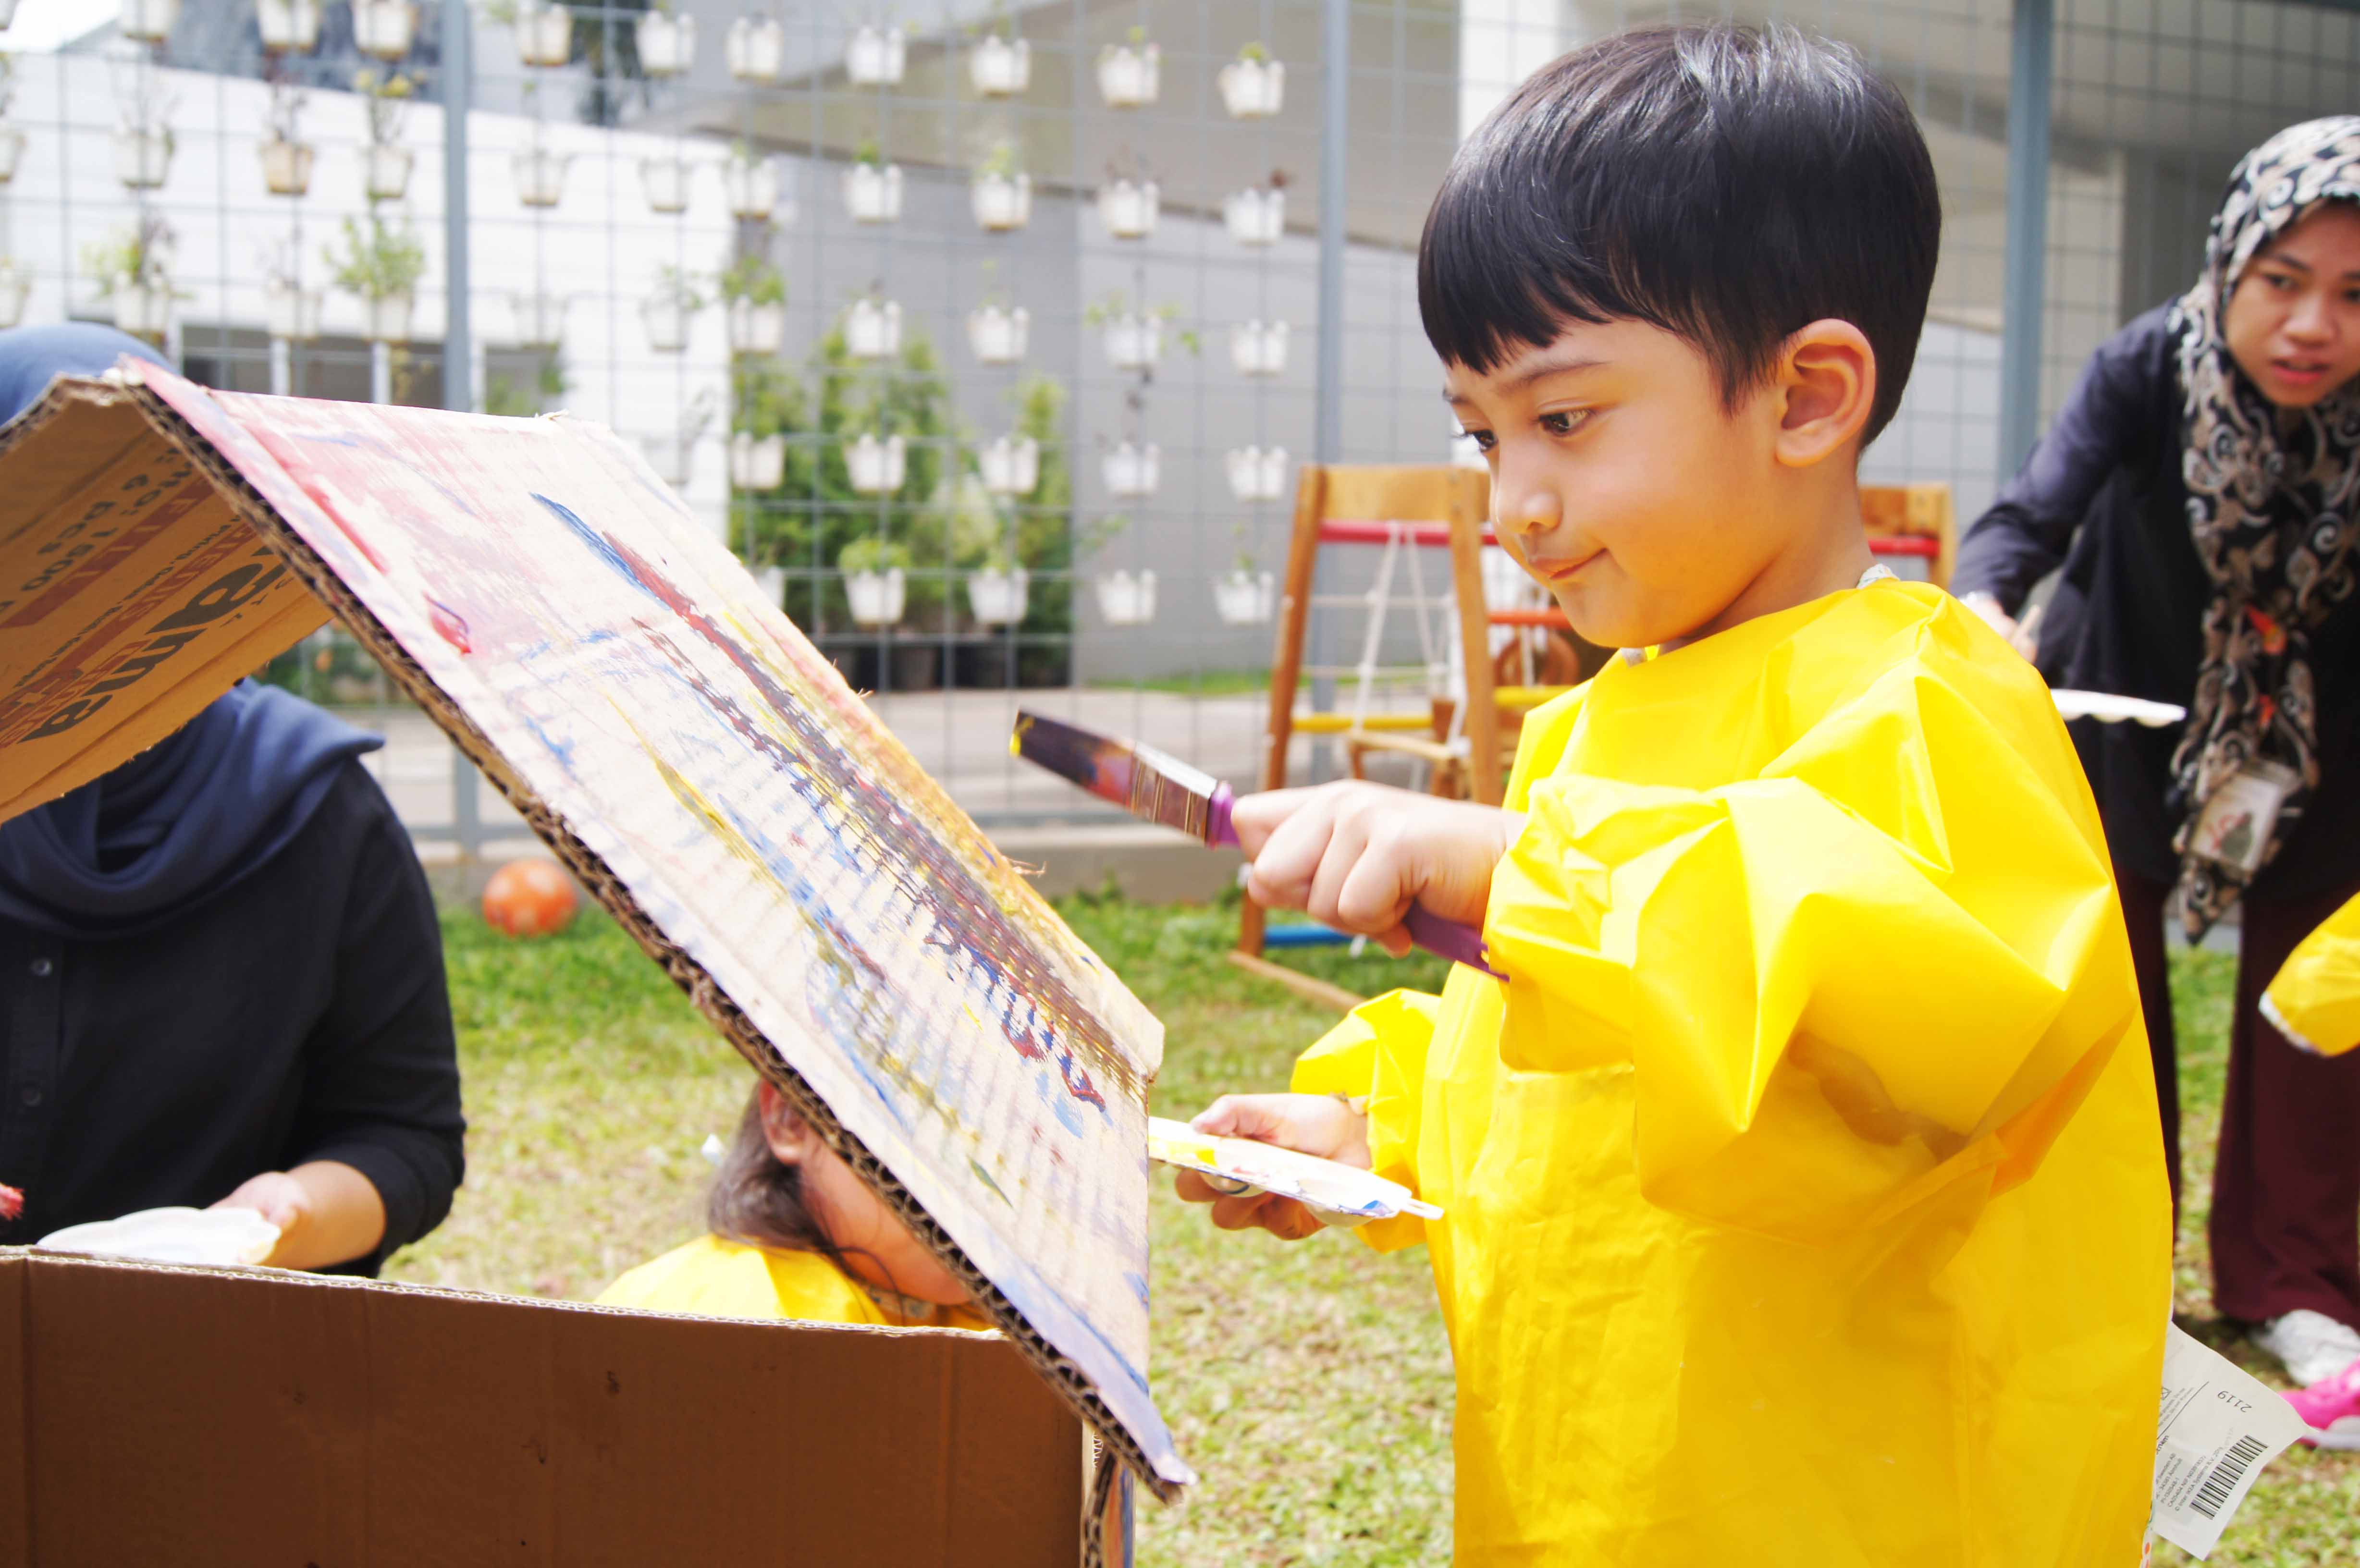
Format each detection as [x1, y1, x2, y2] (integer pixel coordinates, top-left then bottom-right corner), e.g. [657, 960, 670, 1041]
[1227, 788, 1315, 856]
[1209, 1190, 1278, 1230]
[1245, 799, 1338, 913]
[1260, 1200, 1323, 1241]
[1303, 812, 1375, 931]
[1332, 841, 1414, 941]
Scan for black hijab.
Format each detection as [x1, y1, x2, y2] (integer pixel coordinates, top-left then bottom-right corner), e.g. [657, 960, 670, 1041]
[0, 325, 382, 939]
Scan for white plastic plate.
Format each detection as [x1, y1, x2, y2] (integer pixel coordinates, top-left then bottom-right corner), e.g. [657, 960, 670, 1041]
[2053, 689, 2187, 727]
[38, 1205, 281, 1267]
[1147, 1116, 1442, 1227]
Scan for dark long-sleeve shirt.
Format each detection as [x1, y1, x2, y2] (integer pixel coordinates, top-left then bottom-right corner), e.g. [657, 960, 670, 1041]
[0, 760, 465, 1273]
[1951, 305, 2360, 898]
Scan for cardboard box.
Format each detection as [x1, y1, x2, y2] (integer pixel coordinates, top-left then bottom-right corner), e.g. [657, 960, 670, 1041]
[0, 366, 1186, 1559]
[0, 1249, 1094, 1566]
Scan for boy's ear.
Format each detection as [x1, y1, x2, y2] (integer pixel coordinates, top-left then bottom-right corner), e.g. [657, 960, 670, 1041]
[757, 1079, 821, 1167]
[1770, 319, 1878, 469]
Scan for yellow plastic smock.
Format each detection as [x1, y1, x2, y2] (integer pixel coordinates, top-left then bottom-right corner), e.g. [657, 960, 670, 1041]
[597, 1233, 996, 1331]
[1292, 581, 2170, 1567]
[2263, 891, 2360, 1056]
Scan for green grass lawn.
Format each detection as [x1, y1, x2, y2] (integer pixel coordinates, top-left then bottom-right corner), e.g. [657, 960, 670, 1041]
[390, 898, 2355, 1566]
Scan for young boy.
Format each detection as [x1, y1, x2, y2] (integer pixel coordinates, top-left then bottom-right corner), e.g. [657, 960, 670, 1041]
[1180, 24, 2171, 1566]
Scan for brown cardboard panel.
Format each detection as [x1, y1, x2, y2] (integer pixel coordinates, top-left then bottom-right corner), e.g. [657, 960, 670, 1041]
[6, 1250, 1083, 1567]
[0, 1257, 25, 1568]
[0, 386, 327, 821]
[110, 369, 1184, 1494]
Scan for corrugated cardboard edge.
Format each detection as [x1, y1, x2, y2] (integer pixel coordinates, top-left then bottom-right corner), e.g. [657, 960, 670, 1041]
[116, 382, 1180, 1519]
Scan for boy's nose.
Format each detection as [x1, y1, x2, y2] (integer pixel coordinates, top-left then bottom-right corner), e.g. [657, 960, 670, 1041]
[1494, 472, 1562, 537]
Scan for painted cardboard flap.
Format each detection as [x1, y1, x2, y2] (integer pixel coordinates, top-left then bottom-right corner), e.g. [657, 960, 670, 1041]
[0, 367, 1188, 1496]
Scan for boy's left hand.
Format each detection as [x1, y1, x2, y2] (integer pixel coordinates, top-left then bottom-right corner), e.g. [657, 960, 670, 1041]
[1230, 783, 1524, 956]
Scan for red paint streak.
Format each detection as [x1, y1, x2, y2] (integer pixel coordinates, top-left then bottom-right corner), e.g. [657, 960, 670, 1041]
[426, 596, 472, 652]
[0, 1184, 21, 1222]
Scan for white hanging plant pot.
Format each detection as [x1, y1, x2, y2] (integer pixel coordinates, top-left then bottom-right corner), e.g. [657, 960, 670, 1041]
[726, 297, 786, 356]
[111, 281, 173, 338]
[0, 126, 29, 186]
[1097, 43, 1159, 107]
[510, 291, 567, 349]
[729, 432, 787, 491]
[641, 433, 695, 487]
[970, 36, 1030, 97]
[266, 281, 323, 342]
[1098, 179, 1159, 240]
[727, 15, 786, 83]
[844, 433, 906, 495]
[515, 3, 574, 68]
[360, 144, 413, 202]
[352, 0, 416, 60]
[844, 298, 901, 361]
[846, 568, 906, 627]
[1214, 569, 1276, 626]
[1230, 319, 1290, 377]
[0, 266, 30, 332]
[1101, 313, 1162, 370]
[640, 154, 692, 215]
[113, 129, 173, 191]
[843, 162, 903, 223]
[119, 0, 180, 43]
[967, 568, 1030, 626]
[1094, 569, 1157, 626]
[513, 147, 571, 208]
[1225, 444, 1290, 501]
[725, 156, 781, 221]
[260, 138, 315, 196]
[636, 11, 696, 76]
[966, 306, 1028, 366]
[1102, 441, 1160, 499]
[1217, 57, 1286, 118]
[258, 0, 321, 51]
[1223, 187, 1284, 246]
[978, 435, 1038, 496]
[640, 295, 693, 353]
[845, 24, 906, 86]
[971, 172, 1032, 232]
[362, 293, 415, 344]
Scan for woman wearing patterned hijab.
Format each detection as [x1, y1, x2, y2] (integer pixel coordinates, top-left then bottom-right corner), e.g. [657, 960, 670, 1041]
[1954, 118, 2360, 1389]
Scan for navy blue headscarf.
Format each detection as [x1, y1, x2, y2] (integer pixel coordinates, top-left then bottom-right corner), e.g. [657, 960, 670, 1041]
[0, 325, 382, 939]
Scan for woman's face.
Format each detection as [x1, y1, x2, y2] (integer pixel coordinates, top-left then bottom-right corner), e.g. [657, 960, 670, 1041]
[758, 1081, 973, 1307]
[2223, 202, 2360, 407]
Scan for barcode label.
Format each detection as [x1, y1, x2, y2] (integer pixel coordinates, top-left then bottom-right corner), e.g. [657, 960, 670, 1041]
[2189, 1434, 2268, 1520]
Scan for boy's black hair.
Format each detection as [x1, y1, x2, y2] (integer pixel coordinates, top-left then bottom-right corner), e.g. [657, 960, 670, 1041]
[1420, 24, 1940, 443]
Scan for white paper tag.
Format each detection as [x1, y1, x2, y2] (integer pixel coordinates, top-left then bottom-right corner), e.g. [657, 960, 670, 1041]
[2151, 1323, 2308, 1559]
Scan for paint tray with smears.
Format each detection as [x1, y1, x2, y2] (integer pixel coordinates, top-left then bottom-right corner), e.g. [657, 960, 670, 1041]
[1147, 1116, 1443, 1227]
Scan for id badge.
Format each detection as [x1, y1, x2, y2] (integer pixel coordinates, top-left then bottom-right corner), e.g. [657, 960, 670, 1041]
[2188, 760, 2301, 875]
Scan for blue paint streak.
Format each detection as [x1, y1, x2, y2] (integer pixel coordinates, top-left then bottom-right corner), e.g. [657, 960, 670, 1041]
[534, 491, 656, 600]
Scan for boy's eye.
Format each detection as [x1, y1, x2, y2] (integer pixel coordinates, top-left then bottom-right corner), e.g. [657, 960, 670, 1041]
[1539, 409, 1589, 436]
[1459, 427, 1496, 453]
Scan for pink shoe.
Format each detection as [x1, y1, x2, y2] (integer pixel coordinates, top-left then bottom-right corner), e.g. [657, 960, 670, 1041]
[2284, 1356, 2360, 1451]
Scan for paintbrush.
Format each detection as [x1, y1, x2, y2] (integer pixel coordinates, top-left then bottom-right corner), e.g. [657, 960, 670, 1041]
[1011, 710, 1503, 977]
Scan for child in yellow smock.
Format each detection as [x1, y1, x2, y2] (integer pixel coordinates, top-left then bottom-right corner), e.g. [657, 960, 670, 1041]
[599, 1078, 994, 1332]
[1177, 24, 2171, 1566]
[2264, 893, 2360, 1059]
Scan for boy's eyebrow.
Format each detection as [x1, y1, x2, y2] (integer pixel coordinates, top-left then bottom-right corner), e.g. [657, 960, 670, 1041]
[1441, 352, 1609, 405]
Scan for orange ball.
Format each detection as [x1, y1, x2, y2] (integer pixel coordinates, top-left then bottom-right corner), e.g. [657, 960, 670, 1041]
[481, 857, 578, 938]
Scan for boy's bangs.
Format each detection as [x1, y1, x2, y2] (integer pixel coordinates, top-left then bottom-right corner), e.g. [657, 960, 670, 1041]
[1416, 171, 1646, 378]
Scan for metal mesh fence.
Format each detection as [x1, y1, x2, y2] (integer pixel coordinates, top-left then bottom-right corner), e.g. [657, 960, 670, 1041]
[8, 0, 2356, 833]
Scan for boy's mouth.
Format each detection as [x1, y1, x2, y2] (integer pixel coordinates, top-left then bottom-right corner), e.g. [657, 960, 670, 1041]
[1529, 550, 1602, 582]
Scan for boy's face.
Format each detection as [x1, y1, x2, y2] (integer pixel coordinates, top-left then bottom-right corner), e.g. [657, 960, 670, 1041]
[1445, 318, 1795, 650]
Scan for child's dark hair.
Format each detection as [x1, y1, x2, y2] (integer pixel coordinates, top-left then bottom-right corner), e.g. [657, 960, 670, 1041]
[1419, 23, 1940, 442]
[707, 1089, 857, 1274]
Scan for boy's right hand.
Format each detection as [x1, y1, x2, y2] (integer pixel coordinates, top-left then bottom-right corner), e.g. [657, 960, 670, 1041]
[1173, 1093, 1372, 1241]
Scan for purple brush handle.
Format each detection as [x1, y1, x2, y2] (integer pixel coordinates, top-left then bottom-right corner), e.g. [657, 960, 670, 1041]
[1206, 784, 1505, 979]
